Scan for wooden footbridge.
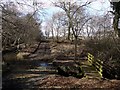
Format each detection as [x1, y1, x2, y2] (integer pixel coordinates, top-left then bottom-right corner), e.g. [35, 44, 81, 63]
[81, 53, 103, 79]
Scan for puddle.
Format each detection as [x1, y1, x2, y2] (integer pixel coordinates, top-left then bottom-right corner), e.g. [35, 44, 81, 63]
[40, 62, 49, 67]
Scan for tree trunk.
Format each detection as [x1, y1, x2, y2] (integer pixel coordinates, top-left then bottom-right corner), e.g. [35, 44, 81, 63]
[113, 12, 120, 37]
[67, 25, 71, 40]
[57, 29, 59, 41]
[51, 28, 54, 40]
[67, 2, 71, 40]
[71, 27, 78, 65]
[74, 36, 77, 61]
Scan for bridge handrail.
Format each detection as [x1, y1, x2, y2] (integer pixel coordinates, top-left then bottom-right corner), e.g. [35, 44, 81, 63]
[88, 53, 103, 78]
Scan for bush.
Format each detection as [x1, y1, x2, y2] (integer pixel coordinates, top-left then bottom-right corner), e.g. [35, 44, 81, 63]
[85, 36, 120, 79]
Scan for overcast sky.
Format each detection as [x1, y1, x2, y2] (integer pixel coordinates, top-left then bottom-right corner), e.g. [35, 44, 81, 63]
[40, 0, 111, 26]
[1, 0, 111, 16]
[1, 0, 111, 34]
[0, 0, 111, 22]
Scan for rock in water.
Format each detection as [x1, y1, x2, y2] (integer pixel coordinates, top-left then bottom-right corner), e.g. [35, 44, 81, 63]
[57, 66, 69, 77]
[53, 60, 84, 78]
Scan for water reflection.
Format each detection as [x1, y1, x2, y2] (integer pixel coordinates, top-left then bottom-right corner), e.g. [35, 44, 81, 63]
[40, 63, 48, 67]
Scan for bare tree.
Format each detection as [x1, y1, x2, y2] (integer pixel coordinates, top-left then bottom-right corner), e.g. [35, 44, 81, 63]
[45, 11, 67, 41]
[45, 19, 55, 40]
[53, 1, 91, 40]
[110, 1, 120, 37]
[1, 2, 43, 50]
[51, 1, 92, 64]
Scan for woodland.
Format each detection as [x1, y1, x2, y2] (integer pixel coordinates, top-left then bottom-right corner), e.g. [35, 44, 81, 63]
[1, 0, 120, 89]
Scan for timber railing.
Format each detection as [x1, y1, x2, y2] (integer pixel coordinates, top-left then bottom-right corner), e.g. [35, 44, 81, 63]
[88, 53, 103, 78]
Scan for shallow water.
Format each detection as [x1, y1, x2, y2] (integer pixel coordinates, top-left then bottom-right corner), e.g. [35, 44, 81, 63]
[2, 60, 57, 89]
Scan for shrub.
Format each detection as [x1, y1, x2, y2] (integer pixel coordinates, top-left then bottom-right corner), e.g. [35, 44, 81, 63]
[85, 36, 120, 79]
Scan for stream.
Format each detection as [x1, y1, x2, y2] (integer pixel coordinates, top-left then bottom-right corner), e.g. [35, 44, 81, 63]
[2, 61, 57, 90]
[2, 42, 57, 89]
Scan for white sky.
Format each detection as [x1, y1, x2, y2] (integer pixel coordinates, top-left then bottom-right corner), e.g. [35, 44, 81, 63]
[42, 0, 111, 21]
[0, 0, 111, 15]
[1, 0, 111, 35]
[87, 0, 110, 15]
[41, 0, 111, 26]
